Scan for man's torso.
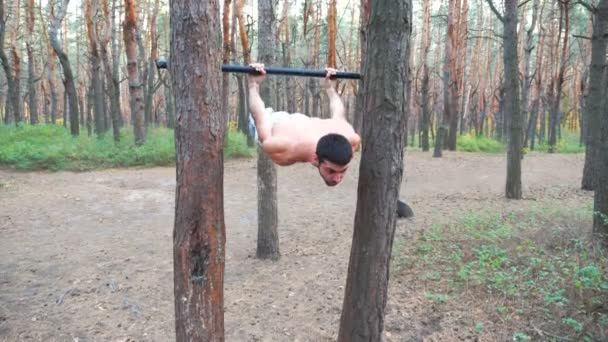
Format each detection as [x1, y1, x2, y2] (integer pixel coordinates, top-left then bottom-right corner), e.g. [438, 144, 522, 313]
[265, 113, 357, 166]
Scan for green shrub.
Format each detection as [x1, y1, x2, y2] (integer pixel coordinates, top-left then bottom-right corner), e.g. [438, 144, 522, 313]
[457, 134, 504, 153]
[0, 124, 255, 171]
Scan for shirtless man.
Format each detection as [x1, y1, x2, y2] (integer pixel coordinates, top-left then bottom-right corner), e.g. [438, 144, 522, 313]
[248, 63, 361, 187]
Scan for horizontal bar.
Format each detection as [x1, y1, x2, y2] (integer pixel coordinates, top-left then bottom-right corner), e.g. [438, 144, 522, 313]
[221, 64, 361, 80]
[156, 59, 361, 80]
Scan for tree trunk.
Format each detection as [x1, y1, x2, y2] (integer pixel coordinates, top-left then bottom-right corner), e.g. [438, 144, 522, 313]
[86, 0, 105, 136]
[170, 0, 225, 339]
[48, 56, 58, 124]
[112, 0, 123, 128]
[504, 0, 522, 199]
[9, 0, 22, 123]
[595, 57, 608, 242]
[98, 0, 121, 142]
[420, 0, 431, 152]
[145, 0, 160, 128]
[338, 1, 410, 340]
[327, 0, 337, 67]
[49, 0, 79, 135]
[521, 0, 540, 143]
[583, 0, 608, 191]
[353, 0, 369, 134]
[444, 0, 459, 150]
[256, 0, 280, 261]
[26, 0, 38, 124]
[87, 82, 93, 136]
[124, 0, 146, 145]
[0, 0, 20, 125]
[221, 0, 231, 128]
[549, 2, 569, 153]
[235, 0, 252, 144]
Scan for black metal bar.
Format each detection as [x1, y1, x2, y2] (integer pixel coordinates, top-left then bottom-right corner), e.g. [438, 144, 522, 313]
[221, 64, 361, 80]
[156, 58, 361, 80]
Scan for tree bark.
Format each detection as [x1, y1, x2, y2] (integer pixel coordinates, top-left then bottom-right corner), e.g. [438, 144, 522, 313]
[112, 0, 123, 128]
[86, 0, 106, 136]
[26, 0, 38, 124]
[170, 0, 225, 339]
[549, 1, 569, 153]
[145, 0, 160, 127]
[595, 29, 608, 241]
[0, 0, 20, 124]
[98, 0, 121, 142]
[420, 0, 431, 152]
[256, 0, 280, 261]
[124, 0, 146, 145]
[235, 0, 252, 144]
[49, 0, 79, 135]
[583, 0, 608, 191]
[521, 0, 540, 145]
[504, 0, 522, 199]
[327, 0, 337, 67]
[338, 0, 411, 340]
[353, 0, 370, 134]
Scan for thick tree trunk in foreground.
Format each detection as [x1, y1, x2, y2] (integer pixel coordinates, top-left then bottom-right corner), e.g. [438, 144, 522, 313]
[582, 0, 608, 191]
[338, 0, 411, 340]
[256, 0, 280, 261]
[170, 0, 225, 340]
[586, 0, 608, 240]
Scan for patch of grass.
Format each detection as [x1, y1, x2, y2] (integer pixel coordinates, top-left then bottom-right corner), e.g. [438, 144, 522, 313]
[394, 202, 608, 340]
[535, 129, 585, 154]
[457, 134, 505, 153]
[0, 124, 255, 171]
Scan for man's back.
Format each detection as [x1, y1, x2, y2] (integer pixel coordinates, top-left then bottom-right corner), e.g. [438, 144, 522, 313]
[265, 114, 358, 165]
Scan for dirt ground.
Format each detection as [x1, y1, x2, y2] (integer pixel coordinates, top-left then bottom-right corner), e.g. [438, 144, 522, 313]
[0, 151, 589, 341]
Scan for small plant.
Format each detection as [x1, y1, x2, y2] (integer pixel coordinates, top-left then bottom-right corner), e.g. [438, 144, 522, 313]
[562, 317, 583, 333]
[425, 293, 449, 303]
[512, 332, 530, 341]
[474, 322, 484, 334]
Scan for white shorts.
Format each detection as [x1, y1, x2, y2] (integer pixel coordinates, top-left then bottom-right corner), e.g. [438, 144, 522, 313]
[248, 107, 308, 143]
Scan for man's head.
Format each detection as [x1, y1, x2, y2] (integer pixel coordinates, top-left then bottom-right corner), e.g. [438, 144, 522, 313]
[314, 133, 353, 186]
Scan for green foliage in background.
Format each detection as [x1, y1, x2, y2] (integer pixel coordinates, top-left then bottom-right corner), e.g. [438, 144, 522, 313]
[0, 124, 254, 171]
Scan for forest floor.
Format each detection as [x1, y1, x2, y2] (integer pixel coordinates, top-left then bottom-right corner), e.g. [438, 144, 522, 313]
[0, 151, 594, 341]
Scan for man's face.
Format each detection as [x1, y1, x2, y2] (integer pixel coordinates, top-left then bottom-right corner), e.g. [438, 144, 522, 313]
[317, 160, 349, 186]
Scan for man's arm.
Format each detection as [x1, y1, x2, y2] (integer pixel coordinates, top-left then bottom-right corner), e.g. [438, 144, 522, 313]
[323, 68, 347, 121]
[248, 63, 272, 142]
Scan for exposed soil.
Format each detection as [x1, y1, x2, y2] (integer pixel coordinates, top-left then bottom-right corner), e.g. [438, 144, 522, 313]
[0, 151, 589, 341]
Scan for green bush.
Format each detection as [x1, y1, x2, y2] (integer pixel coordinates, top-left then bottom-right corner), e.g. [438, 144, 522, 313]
[0, 124, 254, 171]
[456, 134, 504, 153]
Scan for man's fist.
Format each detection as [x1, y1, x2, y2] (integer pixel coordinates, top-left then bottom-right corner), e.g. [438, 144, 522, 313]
[248, 63, 266, 86]
[323, 67, 338, 90]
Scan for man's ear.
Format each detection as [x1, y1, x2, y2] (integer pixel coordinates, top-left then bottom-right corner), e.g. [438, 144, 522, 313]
[311, 154, 320, 167]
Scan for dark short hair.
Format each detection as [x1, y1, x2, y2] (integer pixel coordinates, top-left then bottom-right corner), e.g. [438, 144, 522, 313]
[316, 133, 352, 166]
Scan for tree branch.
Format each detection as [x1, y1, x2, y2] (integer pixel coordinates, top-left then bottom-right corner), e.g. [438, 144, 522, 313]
[485, 0, 505, 22]
[573, 34, 591, 40]
[518, 0, 533, 8]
